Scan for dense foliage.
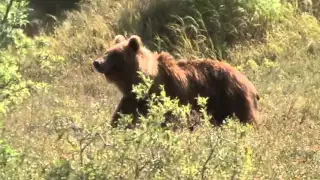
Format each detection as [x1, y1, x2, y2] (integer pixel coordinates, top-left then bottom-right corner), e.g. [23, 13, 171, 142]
[0, 0, 319, 179]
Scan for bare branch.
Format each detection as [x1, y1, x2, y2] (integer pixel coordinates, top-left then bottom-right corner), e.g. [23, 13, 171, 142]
[201, 146, 214, 180]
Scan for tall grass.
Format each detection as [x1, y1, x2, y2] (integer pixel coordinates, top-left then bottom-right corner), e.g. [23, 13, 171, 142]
[1, 0, 320, 179]
[115, 0, 293, 59]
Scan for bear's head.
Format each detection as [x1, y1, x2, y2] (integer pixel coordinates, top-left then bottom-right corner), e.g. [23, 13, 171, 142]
[93, 35, 156, 95]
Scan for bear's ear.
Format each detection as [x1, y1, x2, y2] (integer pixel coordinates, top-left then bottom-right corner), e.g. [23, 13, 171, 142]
[128, 35, 142, 52]
[114, 35, 126, 44]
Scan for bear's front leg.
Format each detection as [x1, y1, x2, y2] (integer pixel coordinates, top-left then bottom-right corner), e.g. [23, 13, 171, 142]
[111, 96, 138, 128]
[111, 96, 148, 129]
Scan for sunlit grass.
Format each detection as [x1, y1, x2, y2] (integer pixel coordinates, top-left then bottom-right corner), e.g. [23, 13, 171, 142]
[1, 0, 320, 179]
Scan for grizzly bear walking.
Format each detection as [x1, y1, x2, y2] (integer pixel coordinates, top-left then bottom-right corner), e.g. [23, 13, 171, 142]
[93, 35, 260, 128]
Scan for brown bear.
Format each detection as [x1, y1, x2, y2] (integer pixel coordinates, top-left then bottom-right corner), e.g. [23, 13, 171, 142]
[93, 34, 260, 129]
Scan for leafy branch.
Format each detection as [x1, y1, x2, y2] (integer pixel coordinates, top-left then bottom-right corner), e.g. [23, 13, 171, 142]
[1, 0, 15, 25]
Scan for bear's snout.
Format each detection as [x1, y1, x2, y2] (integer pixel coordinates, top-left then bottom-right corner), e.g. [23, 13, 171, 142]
[93, 59, 104, 73]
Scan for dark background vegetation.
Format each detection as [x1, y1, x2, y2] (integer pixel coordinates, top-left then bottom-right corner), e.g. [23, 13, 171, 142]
[1, 0, 320, 179]
[24, 0, 80, 36]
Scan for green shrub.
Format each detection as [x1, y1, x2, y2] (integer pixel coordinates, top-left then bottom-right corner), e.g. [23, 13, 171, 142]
[35, 72, 257, 179]
[0, 0, 29, 48]
[0, 2, 65, 178]
[0, 0, 320, 179]
[0, 0, 66, 116]
[0, 0, 30, 115]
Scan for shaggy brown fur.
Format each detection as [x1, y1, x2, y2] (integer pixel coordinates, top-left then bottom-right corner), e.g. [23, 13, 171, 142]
[93, 35, 260, 129]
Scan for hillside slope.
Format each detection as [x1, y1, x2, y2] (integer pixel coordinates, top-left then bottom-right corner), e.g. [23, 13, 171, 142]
[1, 0, 320, 179]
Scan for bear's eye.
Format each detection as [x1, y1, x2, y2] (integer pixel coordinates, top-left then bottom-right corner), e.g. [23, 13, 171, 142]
[106, 52, 125, 72]
[107, 52, 123, 60]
